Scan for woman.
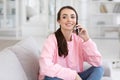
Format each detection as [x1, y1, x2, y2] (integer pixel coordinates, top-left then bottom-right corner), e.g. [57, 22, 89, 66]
[39, 6, 104, 80]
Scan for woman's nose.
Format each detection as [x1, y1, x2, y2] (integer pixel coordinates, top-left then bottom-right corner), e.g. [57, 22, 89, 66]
[67, 17, 72, 21]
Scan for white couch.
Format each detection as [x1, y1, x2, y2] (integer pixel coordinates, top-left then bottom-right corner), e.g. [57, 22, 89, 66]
[0, 37, 112, 80]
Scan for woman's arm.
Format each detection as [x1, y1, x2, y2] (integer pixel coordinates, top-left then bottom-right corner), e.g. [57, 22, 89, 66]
[76, 25, 102, 66]
[82, 39, 102, 67]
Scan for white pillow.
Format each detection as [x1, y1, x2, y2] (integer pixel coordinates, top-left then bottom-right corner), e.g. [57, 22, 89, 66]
[22, 14, 48, 37]
[0, 49, 28, 80]
[10, 37, 40, 80]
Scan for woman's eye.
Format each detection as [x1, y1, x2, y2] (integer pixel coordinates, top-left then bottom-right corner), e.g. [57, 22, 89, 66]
[62, 16, 66, 19]
[61, 16, 76, 19]
[71, 16, 75, 19]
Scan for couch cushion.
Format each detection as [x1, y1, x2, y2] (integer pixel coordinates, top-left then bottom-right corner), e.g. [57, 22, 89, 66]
[101, 77, 112, 80]
[10, 37, 40, 80]
[0, 49, 28, 80]
[102, 61, 112, 77]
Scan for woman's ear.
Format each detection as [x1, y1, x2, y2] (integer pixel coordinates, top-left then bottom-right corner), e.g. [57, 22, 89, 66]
[57, 20, 60, 24]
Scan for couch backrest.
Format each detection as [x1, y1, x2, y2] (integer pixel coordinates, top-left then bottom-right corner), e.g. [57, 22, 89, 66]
[0, 49, 28, 80]
[9, 37, 40, 80]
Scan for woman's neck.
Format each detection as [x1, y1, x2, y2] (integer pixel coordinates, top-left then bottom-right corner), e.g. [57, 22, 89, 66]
[61, 29, 72, 41]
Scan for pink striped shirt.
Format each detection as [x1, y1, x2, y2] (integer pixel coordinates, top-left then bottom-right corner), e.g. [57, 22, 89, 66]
[39, 33, 102, 80]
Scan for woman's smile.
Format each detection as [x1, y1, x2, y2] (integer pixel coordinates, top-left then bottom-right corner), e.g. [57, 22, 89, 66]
[65, 23, 74, 27]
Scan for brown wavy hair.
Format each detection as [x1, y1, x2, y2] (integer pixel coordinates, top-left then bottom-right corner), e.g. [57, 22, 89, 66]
[55, 6, 78, 57]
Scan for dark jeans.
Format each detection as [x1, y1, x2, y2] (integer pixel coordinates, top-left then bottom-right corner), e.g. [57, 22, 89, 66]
[44, 66, 104, 80]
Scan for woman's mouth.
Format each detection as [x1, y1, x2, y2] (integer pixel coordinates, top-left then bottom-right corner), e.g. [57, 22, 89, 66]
[66, 23, 73, 27]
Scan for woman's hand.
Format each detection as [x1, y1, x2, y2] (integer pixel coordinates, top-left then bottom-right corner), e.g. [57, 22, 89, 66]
[75, 74, 82, 80]
[75, 25, 90, 42]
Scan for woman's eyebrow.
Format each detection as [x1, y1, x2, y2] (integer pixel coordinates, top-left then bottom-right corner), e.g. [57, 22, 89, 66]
[71, 14, 76, 16]
[62, 14, 67, 16]
[62, 14, 75, 16]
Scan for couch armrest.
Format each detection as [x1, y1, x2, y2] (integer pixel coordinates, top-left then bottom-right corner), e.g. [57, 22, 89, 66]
[102, 61, 112, 77]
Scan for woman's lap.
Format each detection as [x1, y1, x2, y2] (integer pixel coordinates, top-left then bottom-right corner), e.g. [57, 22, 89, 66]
[44, 66, 104, 80]
[78, 66, 104, 80]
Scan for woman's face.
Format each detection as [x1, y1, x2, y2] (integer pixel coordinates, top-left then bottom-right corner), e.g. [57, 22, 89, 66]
[58, 8, 77, 31]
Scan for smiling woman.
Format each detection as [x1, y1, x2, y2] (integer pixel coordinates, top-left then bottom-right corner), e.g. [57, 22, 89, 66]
[39, 5, 104, 80]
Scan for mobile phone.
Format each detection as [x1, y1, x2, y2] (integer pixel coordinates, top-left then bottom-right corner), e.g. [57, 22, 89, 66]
[76, 28, 79, 35]
[75, 26, 79, 35]
[75, 26, 82, 35]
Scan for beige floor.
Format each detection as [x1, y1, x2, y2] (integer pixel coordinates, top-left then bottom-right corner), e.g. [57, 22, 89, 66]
[0, 40, 19, 51]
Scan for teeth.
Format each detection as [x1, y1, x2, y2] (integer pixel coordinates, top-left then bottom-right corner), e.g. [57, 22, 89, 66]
[67, 24, 71, 26]
[66, 24, 72, 26]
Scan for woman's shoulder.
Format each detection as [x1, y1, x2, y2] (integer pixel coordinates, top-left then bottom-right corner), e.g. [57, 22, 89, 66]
[47, 33, 56, 39]
[45, 33, 57, 43]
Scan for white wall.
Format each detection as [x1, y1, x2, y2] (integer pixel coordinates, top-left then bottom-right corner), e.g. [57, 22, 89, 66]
[20, 0, 120, 61]
[93, 39, 120, 61]
[21, 0, 49, 38]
